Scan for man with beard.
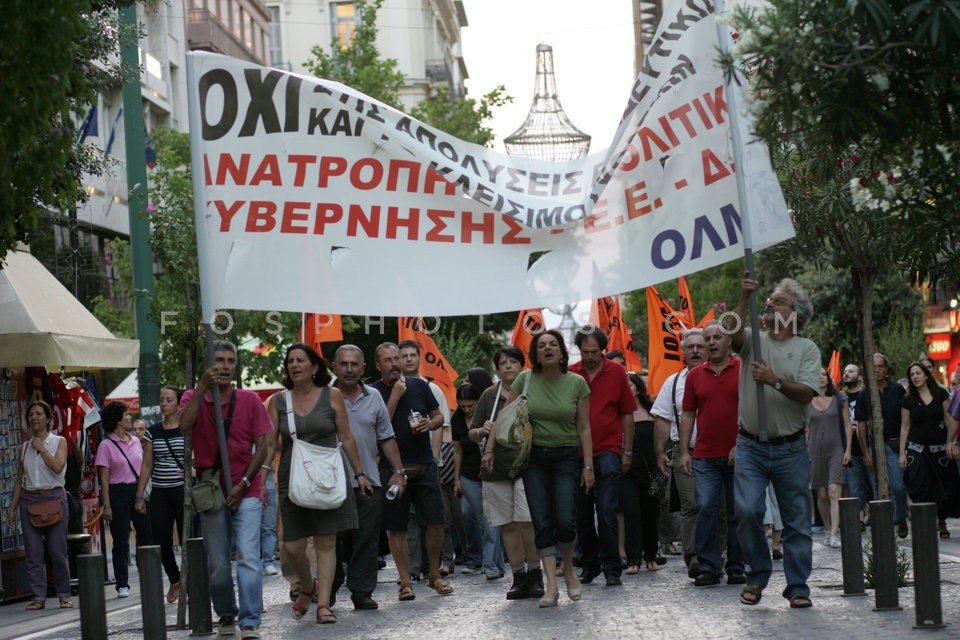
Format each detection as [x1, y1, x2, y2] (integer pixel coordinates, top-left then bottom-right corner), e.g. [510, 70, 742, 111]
[370, 342, 452, 600]
[841, 364, 875, 528]
[653, 328, 707, 578]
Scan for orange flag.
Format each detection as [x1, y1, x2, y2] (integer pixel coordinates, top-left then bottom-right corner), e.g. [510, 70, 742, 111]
[590, 296, 643, 373]
[398, 317, 459, 408]
[301, 314, 343, 358]
[828, 350, 841, 386]
[696, 308, 716, 327]
[677, 277, 697, 328]
[645, 286, 687, 396]
[511, 309, 545, 368]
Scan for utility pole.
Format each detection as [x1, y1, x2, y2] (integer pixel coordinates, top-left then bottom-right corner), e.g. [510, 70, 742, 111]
[119, 4, 161, 422]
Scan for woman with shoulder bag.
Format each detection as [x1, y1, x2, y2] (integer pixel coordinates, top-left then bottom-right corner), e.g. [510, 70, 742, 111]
[96, 401, 152, 599]
[511, 330, 592, 607]
[6, 401, 72, 609]
[266, 343, 370, 625]
[477, 346, 544, 600]
[137, 386, 185, 603]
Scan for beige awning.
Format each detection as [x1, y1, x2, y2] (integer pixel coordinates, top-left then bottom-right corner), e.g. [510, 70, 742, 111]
[0, 248, 140, 369]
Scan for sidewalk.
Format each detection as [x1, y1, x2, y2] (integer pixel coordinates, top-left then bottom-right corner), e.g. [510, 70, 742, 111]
[4, 523, 960, 640]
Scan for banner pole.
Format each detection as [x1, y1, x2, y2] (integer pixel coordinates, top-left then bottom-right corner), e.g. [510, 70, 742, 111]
[713, 0, 768, 440]
[187, 52, 233, 486]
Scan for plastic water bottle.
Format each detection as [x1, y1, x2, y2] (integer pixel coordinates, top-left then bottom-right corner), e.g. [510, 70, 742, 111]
[385, 483, 400, 501]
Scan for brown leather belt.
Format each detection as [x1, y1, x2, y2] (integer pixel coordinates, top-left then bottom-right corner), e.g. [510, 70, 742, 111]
[738, 427, 806, 446]
[24, 487, 64, 494]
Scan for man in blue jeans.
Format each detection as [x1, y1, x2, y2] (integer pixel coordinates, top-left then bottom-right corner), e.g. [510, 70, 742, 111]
[731, 276, 820, 609]
[180, 340, 273, 639]
[677, 321, 744, 587]
[855, 353, 908, 537]
[570, 327, 637, 587]
[841, 364, 877, 526]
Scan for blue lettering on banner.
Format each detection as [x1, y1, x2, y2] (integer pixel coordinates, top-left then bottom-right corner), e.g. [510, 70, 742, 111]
[651, 203, 742, 269]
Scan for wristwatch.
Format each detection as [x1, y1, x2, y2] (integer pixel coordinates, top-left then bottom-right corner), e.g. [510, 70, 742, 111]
[393, 468, 408, 478]
[774, 378, 783, 391]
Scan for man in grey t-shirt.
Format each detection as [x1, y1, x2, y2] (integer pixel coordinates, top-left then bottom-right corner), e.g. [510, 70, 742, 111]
[332, 345, 406, 610]
[730, 275, 820, 609]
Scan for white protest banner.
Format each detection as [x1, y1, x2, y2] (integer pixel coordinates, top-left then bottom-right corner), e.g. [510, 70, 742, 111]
[186, 1, 792, 319]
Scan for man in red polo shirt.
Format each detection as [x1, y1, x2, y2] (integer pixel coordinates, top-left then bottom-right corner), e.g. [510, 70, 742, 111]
[570, 327, 637, 586]
[677, 321, 745, 587]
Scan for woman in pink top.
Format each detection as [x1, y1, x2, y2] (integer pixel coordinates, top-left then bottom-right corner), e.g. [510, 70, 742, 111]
[96, 401, 152, 598]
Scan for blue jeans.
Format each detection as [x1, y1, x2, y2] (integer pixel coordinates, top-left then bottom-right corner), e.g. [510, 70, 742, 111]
[846, 455, 877, 511]
[883, 441, 908, 523]
[575, 450, 622, 575]
[692, 457, 743, 577]
[459, 476, 504, 573]
[735, 435, 812, 600]
[200, 497, 262, 628]
[260, 469, 278, 569]
[521, 446, 580, 557]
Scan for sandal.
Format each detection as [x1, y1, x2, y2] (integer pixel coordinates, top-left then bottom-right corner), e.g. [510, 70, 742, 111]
[398, 584, 416, 601]
[939, 520, 950, 539]
[166, 582, 179, 604]
[292, 579, 317, 620]
[59, 597, 73, 609]
[625, 564, 640, 575]
[646, 560, 662, 572]
[789, 595, 813, 609]
[316, 603, 336, 624]
[26, 600, 45, 610]
[740, 584, 763, 605]
[427, 577, 454, 596]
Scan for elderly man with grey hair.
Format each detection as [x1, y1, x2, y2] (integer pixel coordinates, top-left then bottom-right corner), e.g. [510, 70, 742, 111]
[730, 275, 821, 609]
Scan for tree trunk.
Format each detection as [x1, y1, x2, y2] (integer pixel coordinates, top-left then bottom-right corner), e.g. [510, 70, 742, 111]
[854, 268, 890, 499]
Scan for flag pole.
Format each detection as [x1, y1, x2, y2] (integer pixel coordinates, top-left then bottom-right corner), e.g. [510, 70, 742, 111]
[186, 52, 233, 488]
[714, 0, 768, 440]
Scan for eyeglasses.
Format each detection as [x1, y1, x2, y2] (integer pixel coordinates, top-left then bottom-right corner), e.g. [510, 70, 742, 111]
[766, 296, 795, 309]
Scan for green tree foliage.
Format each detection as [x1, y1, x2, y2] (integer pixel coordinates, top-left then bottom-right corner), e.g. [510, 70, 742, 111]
[303, 0, 406, 110]
[0, 1, 136, 265]
[411, 82, 512, 147]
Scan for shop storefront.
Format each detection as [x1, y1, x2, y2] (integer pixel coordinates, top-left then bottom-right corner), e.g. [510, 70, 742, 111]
[923, 304, 960, 389]
[0, 248, 138, 601]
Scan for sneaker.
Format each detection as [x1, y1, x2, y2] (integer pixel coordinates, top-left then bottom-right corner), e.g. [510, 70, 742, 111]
[821, 534, 834, 548]
[377, 556, 387, 569]
[117, 587, 131, 598]
[694, 573, 721, 587]
[829, 535, 842, 549]
[217, 616, 237, 636]
[687, 561, 701, 579]
[897, 521, 909, 539]
[461, 565, 483, 575]
[240, 626, 260, 639]
[811, 525, 825, 534]
[263, 564, 279, 576]
[772, 549, 783, 560]
[605, 574, 623, 587]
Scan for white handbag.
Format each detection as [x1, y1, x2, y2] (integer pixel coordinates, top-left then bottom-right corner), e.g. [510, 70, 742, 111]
[284, 390, 347, 509]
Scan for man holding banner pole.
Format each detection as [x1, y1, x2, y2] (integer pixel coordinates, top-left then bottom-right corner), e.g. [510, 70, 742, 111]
[730, 276, 820, 608]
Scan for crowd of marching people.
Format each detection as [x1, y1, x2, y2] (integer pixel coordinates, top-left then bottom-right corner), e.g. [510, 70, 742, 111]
[12, 273, 960, 636]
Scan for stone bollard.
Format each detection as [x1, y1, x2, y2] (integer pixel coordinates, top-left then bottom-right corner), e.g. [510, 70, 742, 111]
[910, 502, 945, 629]
[137, 545, 167, 639]
[839, 497, 866, 596]
[186, 538, 214, 636]
[78, 554, 107, 640]
[869, 500, 901, 611]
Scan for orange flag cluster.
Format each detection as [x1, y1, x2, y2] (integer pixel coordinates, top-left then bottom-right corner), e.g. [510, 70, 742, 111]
[589, 297, 643, 373]
[827, 350, 841, 386]
[511, 308, 546, 368]
[398, 317, 460, 408]
[645, 278, 716, 396]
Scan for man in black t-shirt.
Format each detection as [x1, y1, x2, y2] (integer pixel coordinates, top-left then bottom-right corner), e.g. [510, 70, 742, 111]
[842, 365, 875, 525]
[370, 342, 453, 599]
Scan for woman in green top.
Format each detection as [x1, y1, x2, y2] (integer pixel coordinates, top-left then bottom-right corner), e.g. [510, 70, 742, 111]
[515, 329, 593, 607]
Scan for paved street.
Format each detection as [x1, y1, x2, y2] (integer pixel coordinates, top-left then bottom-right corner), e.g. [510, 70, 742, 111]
[4, 524, 960, 640]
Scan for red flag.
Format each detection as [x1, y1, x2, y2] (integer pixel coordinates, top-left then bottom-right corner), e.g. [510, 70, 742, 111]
[645, 286, 687, 396]
[398, 317, 459, 408]
[511, 309, 545, 368]
[677, 277, 697, 327]
[301, 313, 343, 358]
[828, 350, 841, 386]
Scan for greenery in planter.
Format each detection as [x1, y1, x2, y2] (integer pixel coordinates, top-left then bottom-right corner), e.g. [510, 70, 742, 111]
[863, 540, 910, 588]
